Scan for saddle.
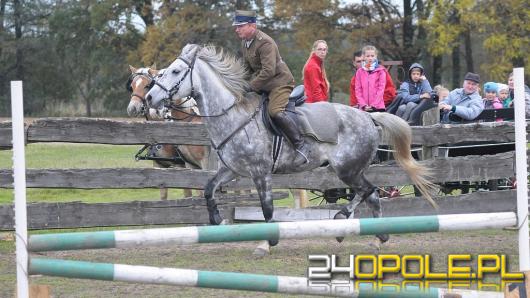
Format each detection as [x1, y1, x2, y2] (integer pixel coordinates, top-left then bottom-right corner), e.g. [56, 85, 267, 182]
[261, 85, 339, 144]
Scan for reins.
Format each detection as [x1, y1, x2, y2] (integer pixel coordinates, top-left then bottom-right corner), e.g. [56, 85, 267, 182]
[151, 46, 261, 151]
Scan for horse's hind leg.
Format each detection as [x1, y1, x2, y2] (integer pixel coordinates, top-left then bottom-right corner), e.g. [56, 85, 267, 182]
[251, 174, 278, 257]
[333, 174, 388, 244]
[364, 190, 389, 243]
[252, 174, 278, 246]
[204, 165, 237, 225]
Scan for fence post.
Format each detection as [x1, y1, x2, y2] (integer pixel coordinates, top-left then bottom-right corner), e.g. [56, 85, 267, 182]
[11, 81, 29, 298]
[421, 108, 440, 159]
[513, 67, 529, 272]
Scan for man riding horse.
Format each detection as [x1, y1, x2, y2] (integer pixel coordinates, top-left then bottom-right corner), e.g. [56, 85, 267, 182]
[233, 10, 309, 166]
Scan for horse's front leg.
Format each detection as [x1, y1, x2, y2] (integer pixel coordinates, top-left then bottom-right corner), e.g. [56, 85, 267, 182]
[252, 174, 278, 246]
[204, 165, 237, 225]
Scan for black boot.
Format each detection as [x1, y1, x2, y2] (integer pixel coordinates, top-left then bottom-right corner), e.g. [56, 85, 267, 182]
[273, 111, 309, 166]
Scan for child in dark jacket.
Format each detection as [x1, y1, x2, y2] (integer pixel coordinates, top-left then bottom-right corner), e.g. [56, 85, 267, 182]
[394, 63, 432, 121]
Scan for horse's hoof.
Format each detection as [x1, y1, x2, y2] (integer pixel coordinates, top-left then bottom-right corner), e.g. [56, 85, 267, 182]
[209, 210, 224, 225]
[268, 238, 279, 247]
[333, 211, 349, 243]
[377, 234, 389, 243]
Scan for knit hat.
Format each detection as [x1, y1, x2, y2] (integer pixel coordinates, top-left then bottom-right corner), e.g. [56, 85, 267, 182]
[497, 83, 509, 93]
[464, 72, 480, 83]
[483, 82, 498, 93]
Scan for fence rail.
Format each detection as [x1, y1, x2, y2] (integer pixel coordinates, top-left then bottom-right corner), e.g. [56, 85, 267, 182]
[0, 152, 518, 189]
[0, 118, 523, 147]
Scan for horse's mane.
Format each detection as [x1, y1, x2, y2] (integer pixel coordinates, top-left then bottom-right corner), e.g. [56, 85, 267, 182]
[197, 45, 259, 111]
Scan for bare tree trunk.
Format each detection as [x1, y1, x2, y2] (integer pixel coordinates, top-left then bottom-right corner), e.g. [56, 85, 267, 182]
[432, 55, 442, 86]
[0, 0, 6, 76]
[452, 45, 460, 90]
[14, 0, 24, 80]
[464, 29, 474, 73]
[402, 0, 414, 68]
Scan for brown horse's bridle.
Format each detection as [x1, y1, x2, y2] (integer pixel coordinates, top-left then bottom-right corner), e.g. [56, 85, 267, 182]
[127, 72, 156, 120]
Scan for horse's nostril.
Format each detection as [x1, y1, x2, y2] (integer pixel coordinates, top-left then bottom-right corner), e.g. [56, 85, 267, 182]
[146, 94, 152, 103]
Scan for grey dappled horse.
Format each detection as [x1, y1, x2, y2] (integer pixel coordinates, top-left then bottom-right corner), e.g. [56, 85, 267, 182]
[146, 44, 436, 251]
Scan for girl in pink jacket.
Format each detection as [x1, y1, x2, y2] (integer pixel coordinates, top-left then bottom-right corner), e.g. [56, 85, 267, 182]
[354, 45, 386, 111]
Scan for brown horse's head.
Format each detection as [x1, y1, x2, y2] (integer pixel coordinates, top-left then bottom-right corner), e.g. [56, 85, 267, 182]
[126, 65, 160, 118]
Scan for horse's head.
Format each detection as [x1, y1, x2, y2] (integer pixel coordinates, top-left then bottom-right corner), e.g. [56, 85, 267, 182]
[146, 44, 202, 110]
[126, 65, 161, 117]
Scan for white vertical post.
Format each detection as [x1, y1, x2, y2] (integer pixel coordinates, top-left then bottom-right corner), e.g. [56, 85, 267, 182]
[11, 81, 29, 298]
[513, 68, 530, 272]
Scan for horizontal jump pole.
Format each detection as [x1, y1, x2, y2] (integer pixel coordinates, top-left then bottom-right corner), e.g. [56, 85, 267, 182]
[28, 212, 516, 252]
[29, 258, 503, 298]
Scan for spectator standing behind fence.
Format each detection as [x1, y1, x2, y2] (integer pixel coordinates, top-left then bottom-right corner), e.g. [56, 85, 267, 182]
[439, 72, 484, 124]
[349, 51, 363, 107]
[350, 51, 396, 108]
[354, 45, 386, 112]
[483, 82, 503, 109]
[303, 40, 329, 103]
[507, 72, 530, 117]
[394, 63, 432, 121]
[498, 83, 511, 107]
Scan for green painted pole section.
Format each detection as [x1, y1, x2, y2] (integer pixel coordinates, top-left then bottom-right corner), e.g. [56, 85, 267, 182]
[198, 271, 278, 292]
[29, 258, 114, 281]
[359, 215, 439, 235]
[29, 231, 115, 252]
[198, 222, 279, 243]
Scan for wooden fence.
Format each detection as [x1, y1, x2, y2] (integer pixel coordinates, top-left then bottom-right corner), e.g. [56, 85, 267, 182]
[0, 118, 525, 230]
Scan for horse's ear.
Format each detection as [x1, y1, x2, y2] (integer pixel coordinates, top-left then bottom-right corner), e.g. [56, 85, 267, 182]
[148, 68, 159, 76]
[129, 65, 137, 73]
[150, 63, 157, 70]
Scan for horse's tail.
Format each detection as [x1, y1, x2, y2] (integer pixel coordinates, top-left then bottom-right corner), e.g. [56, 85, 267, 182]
[369, 112, 438, 209]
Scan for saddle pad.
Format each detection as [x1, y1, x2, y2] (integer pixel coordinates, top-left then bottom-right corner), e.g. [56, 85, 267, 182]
[296, 102, 338, 144]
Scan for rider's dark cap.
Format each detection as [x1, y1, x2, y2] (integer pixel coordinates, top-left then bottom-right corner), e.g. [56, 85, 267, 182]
[232, 10, 257, 26]
[464, 72, 480, 83]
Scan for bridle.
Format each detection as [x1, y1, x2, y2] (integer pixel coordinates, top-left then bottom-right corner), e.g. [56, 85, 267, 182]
[151, 48, 237, 119]
[150, 46, 263, 151]
[127, 72, 156, 120]
[152, 52, 198, 105]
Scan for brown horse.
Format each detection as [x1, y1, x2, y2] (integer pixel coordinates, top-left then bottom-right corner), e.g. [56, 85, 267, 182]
[127, 65, 209, 199]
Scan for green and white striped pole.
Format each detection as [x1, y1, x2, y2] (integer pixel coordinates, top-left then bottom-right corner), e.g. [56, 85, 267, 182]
[29, 258, 503, 298]
[28, 212, 516, 252]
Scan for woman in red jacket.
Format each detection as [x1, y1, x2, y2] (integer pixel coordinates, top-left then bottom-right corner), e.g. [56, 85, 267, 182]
[303, 40, 329, 103]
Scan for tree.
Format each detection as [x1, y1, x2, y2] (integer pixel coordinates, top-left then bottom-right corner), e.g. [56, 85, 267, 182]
[134, 0, 245, 68]
[475, 0, 529, 81]
[48, 0, 142, 116]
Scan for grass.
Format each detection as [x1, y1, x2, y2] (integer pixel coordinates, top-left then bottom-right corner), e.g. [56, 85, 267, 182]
[0, 143, 299, 206]
[0, 143, 188, 204]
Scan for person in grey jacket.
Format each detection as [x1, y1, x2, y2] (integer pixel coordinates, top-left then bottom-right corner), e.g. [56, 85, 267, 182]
[439, 72, 484, 124]
[394, 63, 432, 120]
